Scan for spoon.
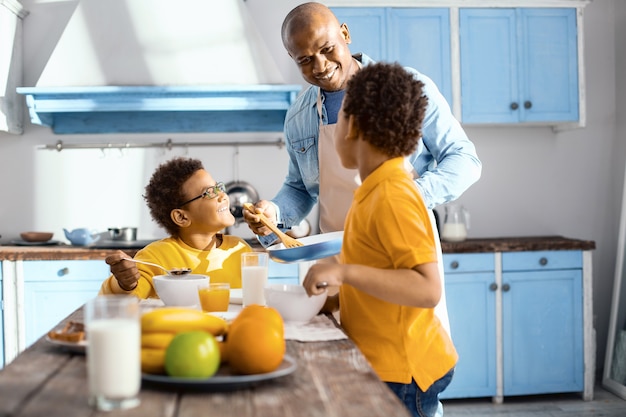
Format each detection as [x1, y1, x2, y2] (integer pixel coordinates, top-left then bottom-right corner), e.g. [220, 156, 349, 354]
[121, 258, 192, 276]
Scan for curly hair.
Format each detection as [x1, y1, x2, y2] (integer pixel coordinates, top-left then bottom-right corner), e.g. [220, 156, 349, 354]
[342, 62, 428, 157]
[144, 157, 204, 237]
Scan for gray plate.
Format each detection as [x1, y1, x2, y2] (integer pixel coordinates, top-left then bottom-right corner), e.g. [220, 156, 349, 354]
[267, 231, 343, 263]
[141, 355, 297, 392]
[45, 335, 86, 354]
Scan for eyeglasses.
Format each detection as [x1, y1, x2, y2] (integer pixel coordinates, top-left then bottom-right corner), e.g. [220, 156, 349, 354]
[179, 182, 226, 207]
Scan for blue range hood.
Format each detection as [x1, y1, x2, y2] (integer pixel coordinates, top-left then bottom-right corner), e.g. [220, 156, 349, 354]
[16, 85, 301, 134]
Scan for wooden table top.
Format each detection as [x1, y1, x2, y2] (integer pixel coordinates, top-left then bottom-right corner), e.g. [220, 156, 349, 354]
[0, 307, 410, 417]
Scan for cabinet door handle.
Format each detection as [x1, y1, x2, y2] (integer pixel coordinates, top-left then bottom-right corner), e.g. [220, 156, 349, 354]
[510, 102, 519, 110]
[539, 257, 548, 266]
[58, 267, 70, 277]
[502, 283, 511, 292]
[489, 283, 498, 291]
[524, 100, 532, 109]
[450, 261, 459, 270]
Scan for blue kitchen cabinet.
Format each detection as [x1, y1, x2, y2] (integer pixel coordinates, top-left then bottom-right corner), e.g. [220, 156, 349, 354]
[502, 250, 583, 396]
[440, 253, 497, 399]
[459, 8, 579, 124]
[441, 250, 585, 401]
[268, 259, 299, 285]
[332, 7, 452, 105]
[23, 260, 109, 348]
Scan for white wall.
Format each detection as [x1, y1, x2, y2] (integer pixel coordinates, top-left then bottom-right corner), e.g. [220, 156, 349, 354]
[0, 0, 622, 375]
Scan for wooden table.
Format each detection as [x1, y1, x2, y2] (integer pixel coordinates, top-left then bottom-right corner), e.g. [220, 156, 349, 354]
[0, 307, 410, 417]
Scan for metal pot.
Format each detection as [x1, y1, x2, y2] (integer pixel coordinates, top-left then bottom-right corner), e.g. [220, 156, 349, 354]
[108, 227, 138, 241]
[225, 181, 259, 223]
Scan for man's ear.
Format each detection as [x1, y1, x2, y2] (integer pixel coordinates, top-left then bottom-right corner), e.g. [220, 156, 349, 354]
[171, 209, 190, 228]
[340, 23, 351, 44]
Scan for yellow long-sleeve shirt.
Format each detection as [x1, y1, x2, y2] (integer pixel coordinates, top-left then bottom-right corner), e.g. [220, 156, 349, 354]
[99, 234, 252, 298]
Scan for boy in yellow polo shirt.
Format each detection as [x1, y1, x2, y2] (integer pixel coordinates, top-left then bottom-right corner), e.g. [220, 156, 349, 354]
[302, 62, 457, 417]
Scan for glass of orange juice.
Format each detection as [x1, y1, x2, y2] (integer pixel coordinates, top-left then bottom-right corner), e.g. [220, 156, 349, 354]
[198, 283, 230, 312]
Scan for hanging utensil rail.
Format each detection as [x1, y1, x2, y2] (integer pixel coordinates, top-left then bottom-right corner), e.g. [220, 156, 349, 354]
[39, 138, 285, 152]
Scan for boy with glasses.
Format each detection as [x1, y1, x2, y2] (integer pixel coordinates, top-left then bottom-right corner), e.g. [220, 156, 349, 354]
[100, 157, 252, 296]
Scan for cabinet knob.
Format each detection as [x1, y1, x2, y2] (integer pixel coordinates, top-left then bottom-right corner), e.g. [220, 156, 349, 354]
[524, 100, 532, 109]
[450, 261, 459, 270]
[502, 283, 511, 292]
[539, 257, 548, 266]
[489, 283, 498, 291]
[58, 267, 70, 277]
[510, 102, 519, 110]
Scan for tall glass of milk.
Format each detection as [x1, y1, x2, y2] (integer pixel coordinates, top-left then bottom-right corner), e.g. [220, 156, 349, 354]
[85, 295, 141, 411]
[241, 252, 269, 306]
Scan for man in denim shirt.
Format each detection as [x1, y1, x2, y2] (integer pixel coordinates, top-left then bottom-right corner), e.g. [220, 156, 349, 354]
[244, 2, 481, 239]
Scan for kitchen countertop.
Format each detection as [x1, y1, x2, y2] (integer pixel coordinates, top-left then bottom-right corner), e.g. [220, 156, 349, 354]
[0, 236, 595, 261]
[441, 235, 595, 253]
[0, 245, 141, 261]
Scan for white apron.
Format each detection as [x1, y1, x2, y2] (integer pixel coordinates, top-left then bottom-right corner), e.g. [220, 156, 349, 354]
[317, 91, 360, 234]
[313, 89, 450, 336]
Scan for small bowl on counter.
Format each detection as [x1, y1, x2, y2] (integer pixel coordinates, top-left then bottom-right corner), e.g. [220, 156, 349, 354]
[153, 274, 209, 307]
[264, 283, 327, 324]
[20, 231, 54, 242]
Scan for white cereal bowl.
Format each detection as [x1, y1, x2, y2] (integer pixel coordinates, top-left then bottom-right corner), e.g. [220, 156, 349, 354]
[152, 274, 209, 307]
[264, 284, 328, 324]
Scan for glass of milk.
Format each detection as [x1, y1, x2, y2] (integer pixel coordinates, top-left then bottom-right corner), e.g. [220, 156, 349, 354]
[241, 252, 269, 306]
[85, 295, 141, 411]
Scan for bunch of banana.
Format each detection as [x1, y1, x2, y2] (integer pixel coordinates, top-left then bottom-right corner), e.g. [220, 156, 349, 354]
[140, 307, 227, 374]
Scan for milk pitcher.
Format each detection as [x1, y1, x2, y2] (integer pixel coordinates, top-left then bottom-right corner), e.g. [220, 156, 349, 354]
[441, 204, 470, 242]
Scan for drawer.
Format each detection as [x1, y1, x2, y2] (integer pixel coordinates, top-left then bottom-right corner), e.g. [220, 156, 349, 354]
[502, 250, 582, 271]
[22, 260, 110, 282]
[443, 253, 495, 274]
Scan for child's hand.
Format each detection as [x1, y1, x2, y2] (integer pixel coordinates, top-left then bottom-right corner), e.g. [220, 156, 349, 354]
[302, 263, 344, 297]
[105, 250, 139, 291]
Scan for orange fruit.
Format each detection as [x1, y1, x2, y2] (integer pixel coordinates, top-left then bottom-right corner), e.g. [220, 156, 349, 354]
[164, 331, 220, 378]
[227, 317, 285, 375]
[218, 340, 229, 364]
[231, 304, 284, 336]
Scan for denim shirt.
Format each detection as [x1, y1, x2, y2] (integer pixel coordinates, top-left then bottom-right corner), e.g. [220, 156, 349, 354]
[270, 53, 481, 234]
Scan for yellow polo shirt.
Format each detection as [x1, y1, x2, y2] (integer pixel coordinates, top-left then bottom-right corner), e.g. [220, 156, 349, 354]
[99, 234, 252, 297]
[339, 157, 458, 391]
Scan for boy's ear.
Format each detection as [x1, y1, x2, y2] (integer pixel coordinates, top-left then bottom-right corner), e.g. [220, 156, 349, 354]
[347, 115, 360, 140]
[171, 209, 190, 228]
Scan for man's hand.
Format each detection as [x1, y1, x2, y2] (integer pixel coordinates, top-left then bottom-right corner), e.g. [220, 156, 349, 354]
[105, 250, 139, 291]
[242, 200, 278, 236]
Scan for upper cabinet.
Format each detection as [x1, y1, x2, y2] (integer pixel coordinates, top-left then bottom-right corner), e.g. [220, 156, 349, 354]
[332, 7, 452, 106]
[459, 8, 579, 125]
[329, 1, 588, 128]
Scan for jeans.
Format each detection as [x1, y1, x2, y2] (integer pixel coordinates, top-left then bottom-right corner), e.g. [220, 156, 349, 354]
[386, 368, 454, 417]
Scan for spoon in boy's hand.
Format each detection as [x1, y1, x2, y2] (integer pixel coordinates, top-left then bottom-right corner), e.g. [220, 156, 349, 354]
[121, 258, 192, 276]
